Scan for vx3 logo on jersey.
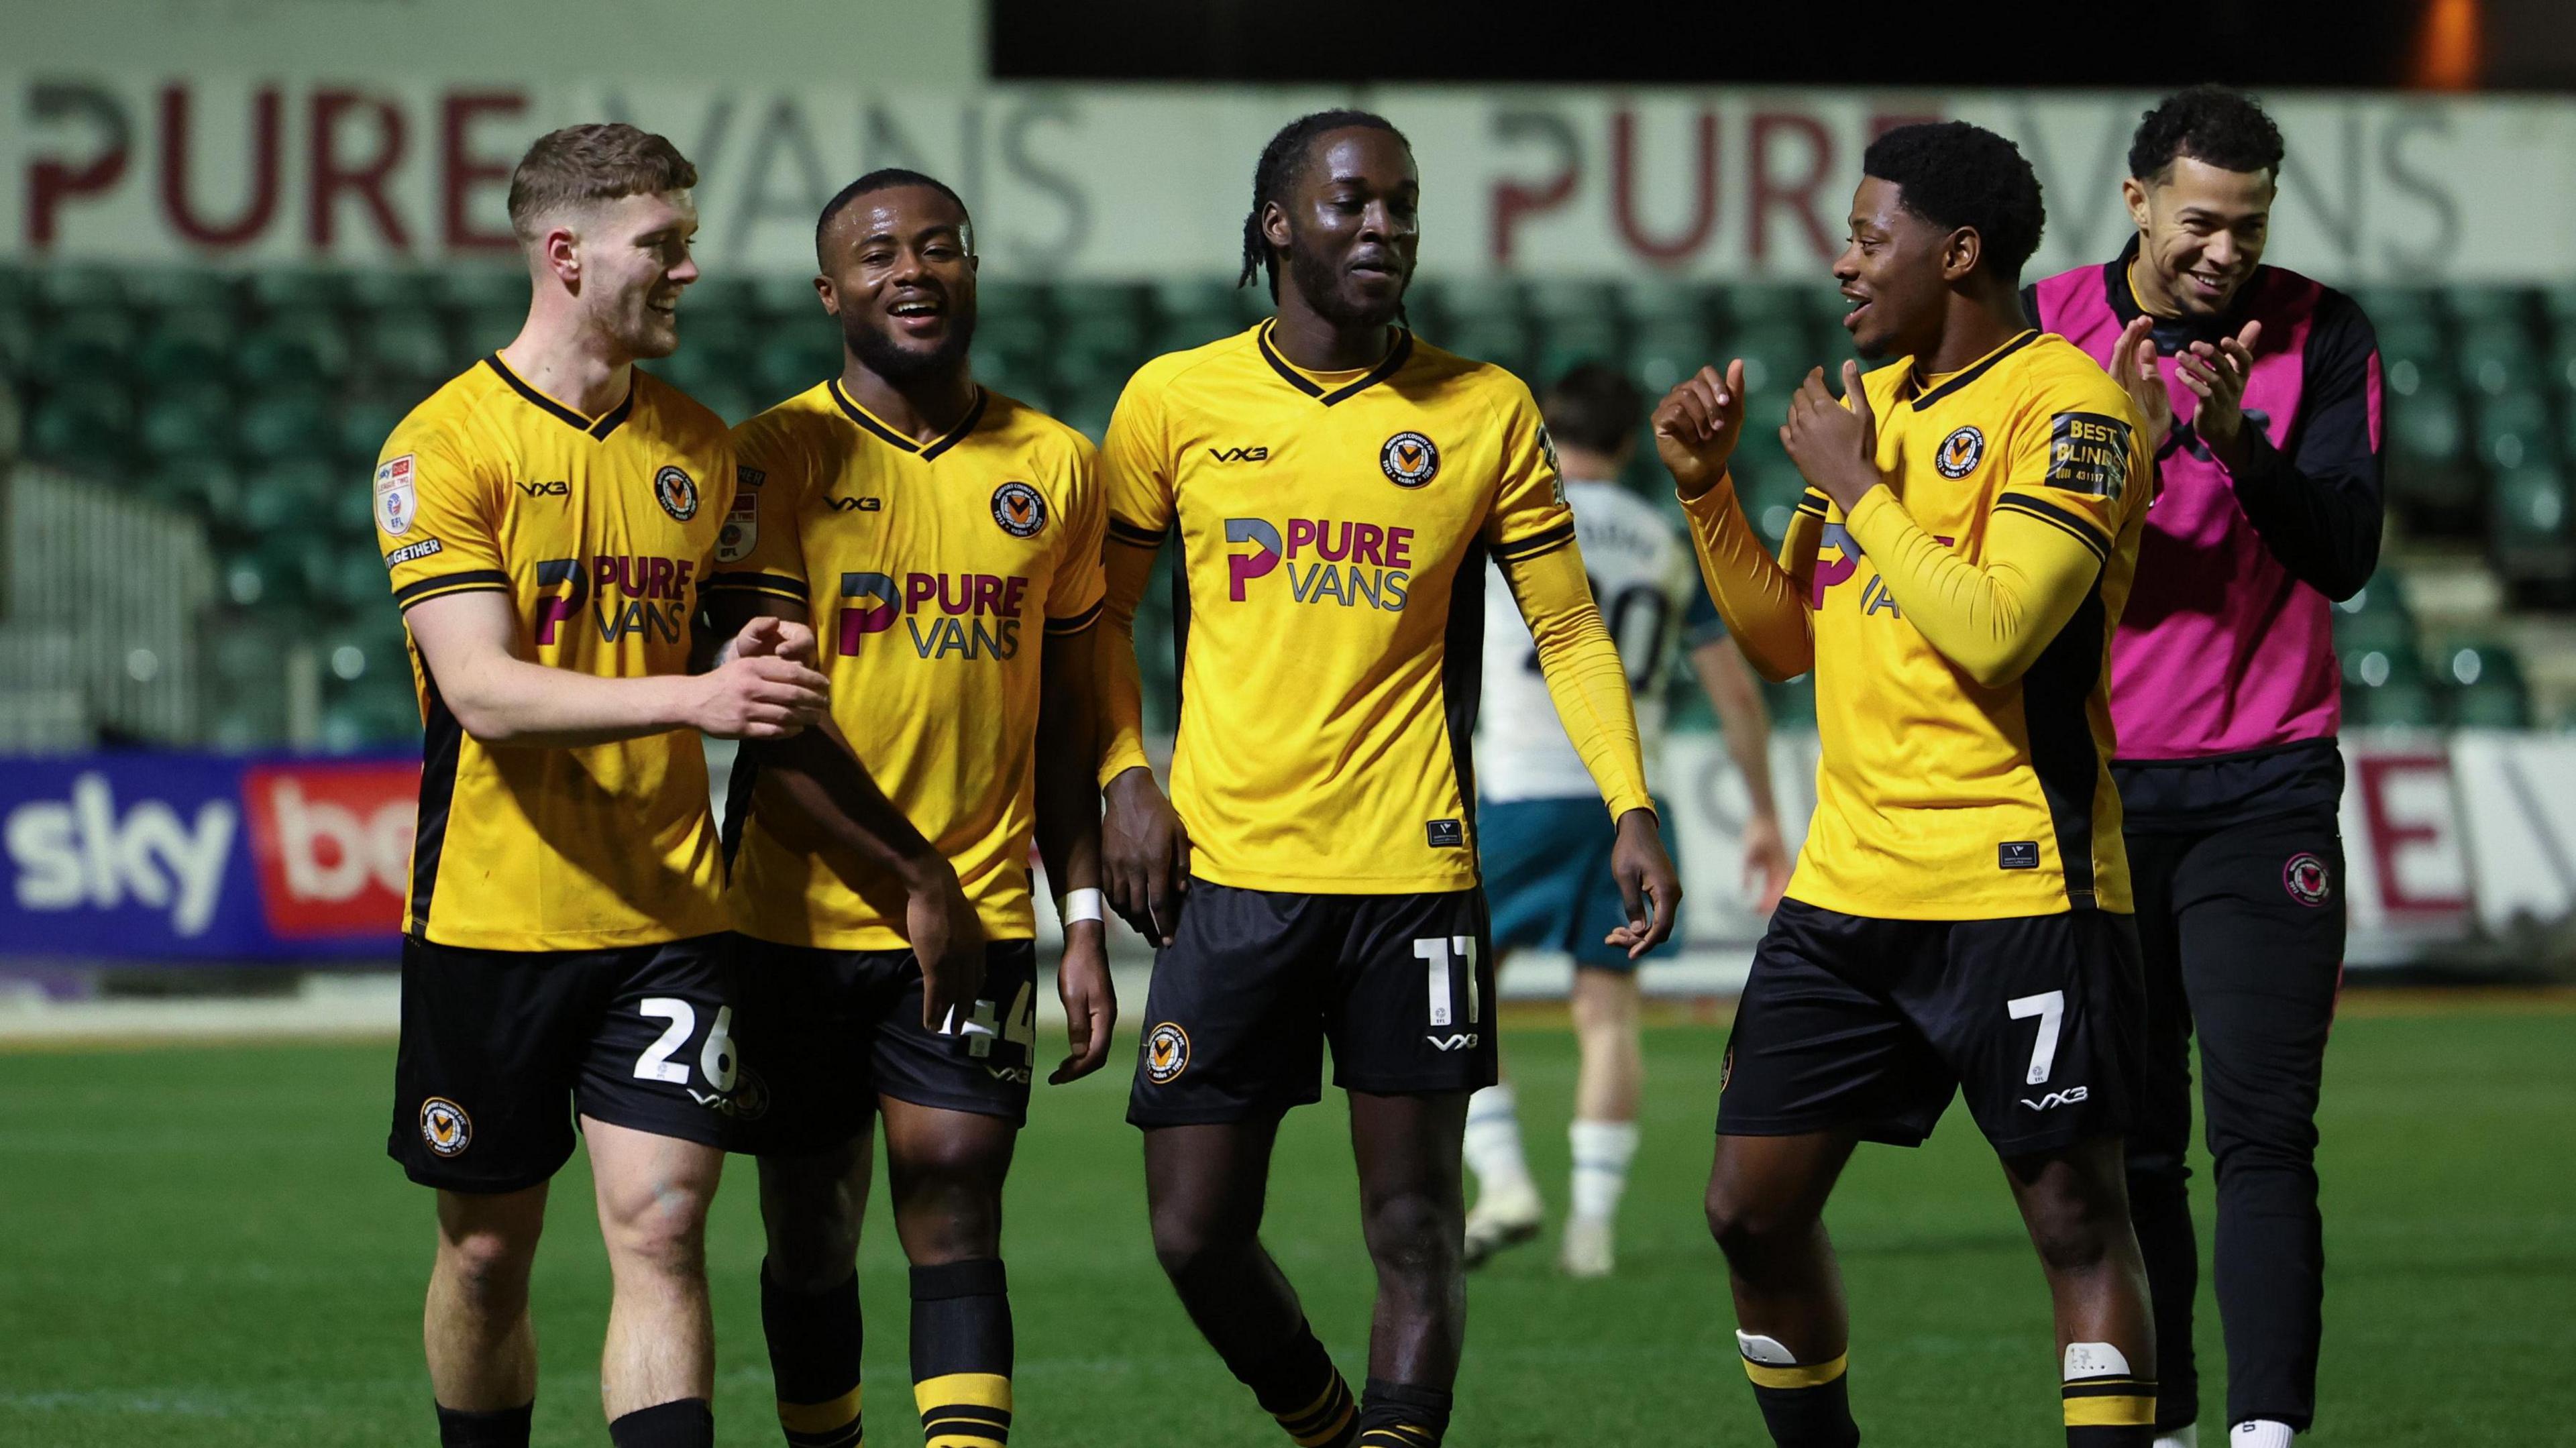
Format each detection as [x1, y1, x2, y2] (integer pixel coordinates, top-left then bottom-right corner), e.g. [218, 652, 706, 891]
[1224, 516, 1415, 610]
[825, 496, 883, 512]
[1208, 445, 1271, 463]
[2021, 1086, 2090, 1111]
[838, 570, 1031, 660]
[1427, 1034, 1481, 1052]
[1810, 521, 1953, 616]
[514, 479, 570, 498]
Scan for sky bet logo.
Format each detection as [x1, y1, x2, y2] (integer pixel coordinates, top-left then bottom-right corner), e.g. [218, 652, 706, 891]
[534, 555, 696, 647]
[839, 571, 1030, 660]
[1225, 517, 1413, 611]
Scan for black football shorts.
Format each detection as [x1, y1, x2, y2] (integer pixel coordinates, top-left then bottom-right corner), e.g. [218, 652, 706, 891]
[732, 937, 1040, 1155]
[388, 932, 743, 1194]
[1127, 879, 1495, 1127]
[1717, 899, 2146, 1158]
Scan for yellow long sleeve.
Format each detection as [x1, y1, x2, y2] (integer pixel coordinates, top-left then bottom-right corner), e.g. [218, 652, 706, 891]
[1095, 537, 1157, 786]
[1495, 542, 1655, 822]
[1676, 474, 1820, 683]
[1841, 484, 2108, 689]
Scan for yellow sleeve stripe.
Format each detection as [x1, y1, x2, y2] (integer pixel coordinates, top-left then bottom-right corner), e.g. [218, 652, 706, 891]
[1741, 1351, 1849, 1390]
[703, 569, 810, 600]
[1994, 494, 2110, 565]
[1489, 519, 1577, 562]
[774, 1386, 862, 1436]
[1108, 516, 1168, 548]
[2063, 1394, 2158, 1427]
[392, 569, 510, 609]
[1045, 599, 1105, 634]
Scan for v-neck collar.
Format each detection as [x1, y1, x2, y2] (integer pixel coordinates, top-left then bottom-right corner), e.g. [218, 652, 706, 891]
[484, 354, 637, 439]
[1255, 320, 1412, 406]
[1904, 329, 2040, 411]
[828, 380, 987, 461]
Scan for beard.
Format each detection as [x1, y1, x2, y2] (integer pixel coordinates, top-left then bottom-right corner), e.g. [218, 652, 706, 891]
[1286, 234, 1405, 331]
[843, 304, 977, 384]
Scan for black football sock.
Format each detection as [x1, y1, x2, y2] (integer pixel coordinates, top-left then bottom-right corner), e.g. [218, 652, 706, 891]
[435, 1401, 533, 1448]
[911, 1259, 1013, 1448]
[1739, 1333, 1859, 1447]
[1353, 1378, 1452, 1448]
[606, 1398, 714, 1448]
[761, 1262, 864, 1448]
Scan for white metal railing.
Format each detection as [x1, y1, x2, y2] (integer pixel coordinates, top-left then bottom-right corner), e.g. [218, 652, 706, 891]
[1, 463, 214, 745]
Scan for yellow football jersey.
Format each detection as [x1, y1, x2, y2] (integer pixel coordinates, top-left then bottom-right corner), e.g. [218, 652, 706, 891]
[710, 382, 1106, 950]
[375, 355, 735, 950]
[1701, 329, 2151, 920]
[1099, 321, 1644, 895]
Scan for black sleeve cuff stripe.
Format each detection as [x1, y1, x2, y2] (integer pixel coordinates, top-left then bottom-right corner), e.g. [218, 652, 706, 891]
[1998, 490, 2110, 543]
[704, 570, 810, 599]
[1490, 520, 1578, 561]
[392, 570, 510, 606]
[1108, 517, 1169, 547]
[1493, 533, 1577, 566]
[1996, 496, 2109, 563]
[1045, 600, 1106, 634]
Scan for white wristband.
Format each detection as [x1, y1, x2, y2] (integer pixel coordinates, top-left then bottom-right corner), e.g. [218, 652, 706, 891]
[1057, 887, 1105, 926]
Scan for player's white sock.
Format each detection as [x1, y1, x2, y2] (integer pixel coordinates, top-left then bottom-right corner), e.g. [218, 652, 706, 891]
[2151, 1425, 2198, 1448]
[1566, 1117, 1641, 1223]
[2231, 1421, 2293, 1448]
[1462, 1084, 1536, 1200]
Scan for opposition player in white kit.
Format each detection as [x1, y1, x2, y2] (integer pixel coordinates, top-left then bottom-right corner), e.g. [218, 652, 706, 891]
[1462, 363, 1794, 1276]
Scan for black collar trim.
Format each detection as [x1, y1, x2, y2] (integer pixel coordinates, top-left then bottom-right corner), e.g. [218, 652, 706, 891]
[483, 355, 635, 439]
[1256, 321, 1412, 406]
[1909, 330, 2040, 411]
[828, 380, 987, 461]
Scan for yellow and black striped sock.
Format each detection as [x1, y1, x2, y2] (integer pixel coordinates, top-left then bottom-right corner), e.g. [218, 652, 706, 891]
[911, 1259, 1012, 1448]
[1352, 1378, 1450, 1448]
[1241, 1319, 1357, 1448]
[760, 1264, 863, 1448]
[1737, 1333, 1859, 1448]
[2061, 1349, 2156, 1447]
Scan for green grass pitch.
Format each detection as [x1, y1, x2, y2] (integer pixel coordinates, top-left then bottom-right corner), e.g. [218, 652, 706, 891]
[2, 1000, 2570, 1445]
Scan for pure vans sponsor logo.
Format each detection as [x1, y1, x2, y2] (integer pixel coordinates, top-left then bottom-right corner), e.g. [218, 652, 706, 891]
[5, 774, 235, 936]
[837, 570, 1031, 660]
[1222, 516, 1414, 610]
[533, 555, 698, 647]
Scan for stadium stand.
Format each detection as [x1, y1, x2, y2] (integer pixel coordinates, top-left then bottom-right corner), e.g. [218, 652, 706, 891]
[5, 266, 2573, 748]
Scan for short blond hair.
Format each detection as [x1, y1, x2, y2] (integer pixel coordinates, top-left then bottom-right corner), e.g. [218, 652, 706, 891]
[506, 123, 697, 241]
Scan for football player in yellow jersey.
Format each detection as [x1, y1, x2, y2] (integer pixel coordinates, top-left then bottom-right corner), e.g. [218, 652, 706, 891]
[1657, 123, 2161, 1448]
[702, 170, 1112, 1448]
[378, 125, 861, 1448]
[1096, 111, 1681, 1448]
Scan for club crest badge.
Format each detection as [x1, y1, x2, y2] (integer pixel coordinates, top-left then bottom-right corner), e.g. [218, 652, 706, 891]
[375, 453, 417, 536]
[991, 481, 1047, 537]
[419, 1097, 472, 1157]
[654, 465, 700, 521]
[1144, 1022, 1191, 1084]
[1381, 431, 1440, 488]
[1936, 425, 1986, 479]
[2283, 852, 2332, 906]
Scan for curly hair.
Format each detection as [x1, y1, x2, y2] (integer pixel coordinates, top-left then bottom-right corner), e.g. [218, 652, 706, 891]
[1237, 109, 1409, 297]
[1860, 121, 2047, 280]
[2128, 85, 2286, 182]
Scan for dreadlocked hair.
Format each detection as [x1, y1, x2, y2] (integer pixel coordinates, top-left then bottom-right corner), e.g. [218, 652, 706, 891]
[1238, 109, 1409, 296]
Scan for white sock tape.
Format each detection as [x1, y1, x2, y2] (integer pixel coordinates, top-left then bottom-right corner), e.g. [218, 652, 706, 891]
[1736, 1331, 1799, 1367]
[2063, 1341, 2133, 1380]
[1057, 887, 1105, 926]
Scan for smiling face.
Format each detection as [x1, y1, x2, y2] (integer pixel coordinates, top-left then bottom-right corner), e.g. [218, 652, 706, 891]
[2127, 155, 2273, 319]
[1833, 176, 1960, 362]
[567, 189, 698, 361]
[818, 184, 979, 384]
[1269, 127, 1419, 330]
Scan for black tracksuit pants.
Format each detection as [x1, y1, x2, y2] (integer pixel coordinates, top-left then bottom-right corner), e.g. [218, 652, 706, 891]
[2123, 803, 2345, 1435]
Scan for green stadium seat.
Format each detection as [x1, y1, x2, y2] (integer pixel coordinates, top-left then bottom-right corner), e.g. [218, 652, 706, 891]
[358, 307, 456, 382]
[685, 276, 760, 323]
[338, 400, 409, 464]
[455, 306, 522, 359]
[2489, 464, 2573, 583]
[1727, 323, 1817, 405]
[1617, 278, 1710, 329]
[2385, 388, 2477, 516]
[235, 391, 334, 462]
[678, 303, 758, 364]
[2328, 580, 2417, 654]
[751, 273, 822, 319]
[0, 304, 34, 380]
[1725, 286, 1810, 330]
[2443, 643, 2531, 727]
[692, 383, 759, 426]
[138, 382, 233, 461]
[26, 382, 135, 475]
[1524, 279, 1620, 327]
[2445, 286, 2534, 329]
[345, 270, 439, 311]
[238, 457, 339, 533]
[2475, 390, 2553, 471]
[2341, 644, 2440, 727]
[646, 346, 737, 400]
[0, 268, 31, 311]
[1535, 315, 1623, 390]
[431, 268, 527, 313]
[33, 265, 128, 309]
[1434, 278, 1526, 328]
[975, 309, 1052, 386]
[246, 270, 350, 309]
[753, 334, 839, 401]
[2373, 318, 2451, 400]
[2350, 285, 2438, 331]
[139, 457, 241, 520]
[1441, 314, 1534, 374]
[2455, 320, 2538, 398]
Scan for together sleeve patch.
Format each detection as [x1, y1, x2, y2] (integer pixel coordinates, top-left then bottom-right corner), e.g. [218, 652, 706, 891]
[2045, 411, 2132, 498]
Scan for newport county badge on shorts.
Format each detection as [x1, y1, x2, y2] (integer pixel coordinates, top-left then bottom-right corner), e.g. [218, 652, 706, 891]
[2283, 852, 2332, 907]
[419, 1097, 472, 1157]
[1144, 1022, 1190, 1083]
[716, 490, 757, 562]
[375, 454, 417, 536]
